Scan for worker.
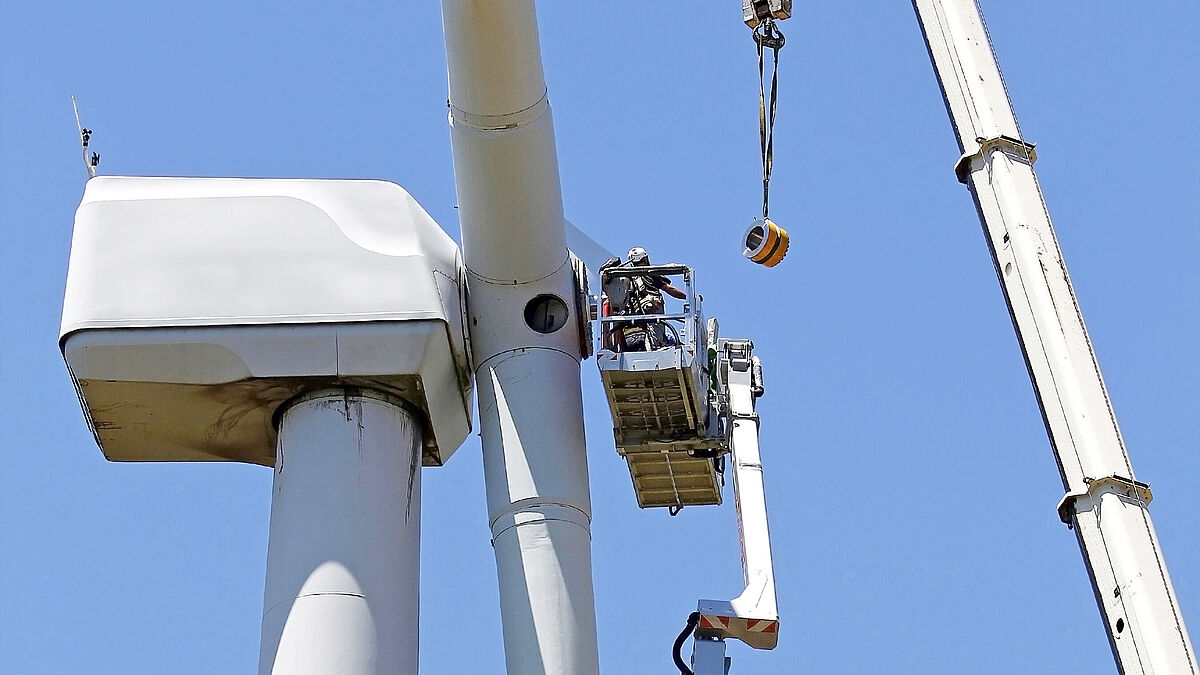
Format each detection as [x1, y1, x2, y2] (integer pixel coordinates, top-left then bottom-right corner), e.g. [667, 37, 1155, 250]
[620, 247, 687, 351]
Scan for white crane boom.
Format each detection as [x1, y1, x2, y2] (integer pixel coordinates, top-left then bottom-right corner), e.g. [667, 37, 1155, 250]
[912, 1, 1197, 671]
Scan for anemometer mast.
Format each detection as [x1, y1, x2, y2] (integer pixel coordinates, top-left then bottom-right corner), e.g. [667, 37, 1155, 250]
[913, 1, 1196, 671]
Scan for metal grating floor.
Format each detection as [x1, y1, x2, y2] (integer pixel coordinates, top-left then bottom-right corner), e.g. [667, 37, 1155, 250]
[626, 450, 722, 508]
[601, 364, 722, 508]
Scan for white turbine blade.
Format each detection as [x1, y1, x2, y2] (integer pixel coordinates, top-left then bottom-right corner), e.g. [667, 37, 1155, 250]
[565, 218, 617, 292]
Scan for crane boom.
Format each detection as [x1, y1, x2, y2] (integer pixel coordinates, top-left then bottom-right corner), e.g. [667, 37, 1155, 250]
[912, 1, 1197, 671]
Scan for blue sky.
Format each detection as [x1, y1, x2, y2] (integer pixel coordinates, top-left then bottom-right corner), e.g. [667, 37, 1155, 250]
[2, 2, 1197, 673]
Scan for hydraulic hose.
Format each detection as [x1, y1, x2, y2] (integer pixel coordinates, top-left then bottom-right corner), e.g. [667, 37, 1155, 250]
[672, 611, 700, 674]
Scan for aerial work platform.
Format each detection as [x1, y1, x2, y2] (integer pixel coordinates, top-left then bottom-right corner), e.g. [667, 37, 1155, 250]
[591, 258, 780, 671]
[595, 263, 725, 509]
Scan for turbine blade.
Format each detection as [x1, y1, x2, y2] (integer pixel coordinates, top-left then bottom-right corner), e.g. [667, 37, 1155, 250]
[565, 218, 617, 292]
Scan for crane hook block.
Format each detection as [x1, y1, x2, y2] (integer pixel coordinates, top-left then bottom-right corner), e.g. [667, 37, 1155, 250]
[743, 0, 791, 29]
[743, 218, 789, 267]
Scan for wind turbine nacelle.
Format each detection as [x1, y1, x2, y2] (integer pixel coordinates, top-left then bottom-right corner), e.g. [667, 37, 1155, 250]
[60, 177, 473, 467]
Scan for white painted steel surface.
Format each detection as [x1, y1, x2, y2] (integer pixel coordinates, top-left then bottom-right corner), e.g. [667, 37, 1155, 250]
[442, 0, 564, 285]
[442, 1, 600, 672]
[62, 177, 464, 337]
[691, 636, 730, 675]
[913, 2, 1196, 671]
[478, 351, 598, 674]
[725, 352, 778, 637]
[59, 176, 472, 465]
[697, 344, 778, 651]
[259, 390, 422, 675]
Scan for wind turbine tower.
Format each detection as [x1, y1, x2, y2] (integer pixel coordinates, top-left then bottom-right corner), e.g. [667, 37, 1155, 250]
[60, 178, 476, 674]
[60, 2, 600, 674]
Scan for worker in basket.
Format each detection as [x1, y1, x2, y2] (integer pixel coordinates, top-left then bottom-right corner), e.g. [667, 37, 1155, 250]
[604, 246, 687, 352]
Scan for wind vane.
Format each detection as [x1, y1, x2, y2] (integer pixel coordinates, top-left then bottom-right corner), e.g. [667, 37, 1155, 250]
[71, 95, 99, 178]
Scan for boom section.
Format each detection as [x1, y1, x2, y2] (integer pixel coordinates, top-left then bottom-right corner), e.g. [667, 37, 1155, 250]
[912, 1, 1196, 672]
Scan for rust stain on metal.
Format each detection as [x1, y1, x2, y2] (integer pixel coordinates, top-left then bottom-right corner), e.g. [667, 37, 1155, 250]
[77, 374, 444, 467]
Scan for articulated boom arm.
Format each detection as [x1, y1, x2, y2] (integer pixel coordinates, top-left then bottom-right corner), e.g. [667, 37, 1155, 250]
[691, 340, 779, 673]
[593, 264, 780, 673]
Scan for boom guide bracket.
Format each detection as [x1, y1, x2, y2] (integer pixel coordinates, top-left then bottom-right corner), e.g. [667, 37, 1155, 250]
[1057, 474, 1153, 527]
[954, 134, 1038, 184]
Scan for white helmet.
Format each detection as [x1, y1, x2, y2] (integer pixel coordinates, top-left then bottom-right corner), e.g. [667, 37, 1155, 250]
[627, 246, 648, 264]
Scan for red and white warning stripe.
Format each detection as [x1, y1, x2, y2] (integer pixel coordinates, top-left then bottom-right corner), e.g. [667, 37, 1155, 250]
[699, 614, 779, 635]
[746, 618, 779, 634]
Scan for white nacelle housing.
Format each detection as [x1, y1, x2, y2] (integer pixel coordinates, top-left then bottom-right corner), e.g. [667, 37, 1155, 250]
[60, 176, 473, 466]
